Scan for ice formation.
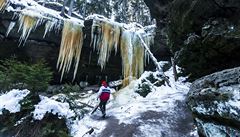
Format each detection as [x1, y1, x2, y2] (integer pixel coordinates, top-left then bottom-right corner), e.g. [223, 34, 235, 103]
[1, 0, 155, 86]
[57, 19, 84, 81]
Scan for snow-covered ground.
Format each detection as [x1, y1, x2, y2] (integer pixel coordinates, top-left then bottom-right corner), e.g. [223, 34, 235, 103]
[69, 66, 196, 137]
[0, 66, 197, 137]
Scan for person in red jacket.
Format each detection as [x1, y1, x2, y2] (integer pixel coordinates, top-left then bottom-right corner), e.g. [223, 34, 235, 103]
[97, 80, 111, 118]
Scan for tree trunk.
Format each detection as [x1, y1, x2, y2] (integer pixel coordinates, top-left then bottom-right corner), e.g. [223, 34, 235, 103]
[61, 0, 68, 16]
[171, 57, 178, 81]
[68, 0, 74, 16]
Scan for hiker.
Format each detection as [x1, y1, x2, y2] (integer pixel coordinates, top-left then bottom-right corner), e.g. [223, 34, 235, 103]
[97, 80, 111, 118]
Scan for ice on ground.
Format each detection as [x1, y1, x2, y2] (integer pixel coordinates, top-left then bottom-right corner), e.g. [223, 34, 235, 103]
[0, 89, 30, 115]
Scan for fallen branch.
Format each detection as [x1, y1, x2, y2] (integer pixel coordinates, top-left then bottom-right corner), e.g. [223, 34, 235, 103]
[77, 101, 95, 108]
[137, 34, 171, 87]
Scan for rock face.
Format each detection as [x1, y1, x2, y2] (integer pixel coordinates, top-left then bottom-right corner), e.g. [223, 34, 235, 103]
[144, 0, 240, 80]
[0, 11, 122, 84]
[187, 67, 240, 136]
[144, 0, 172, 60]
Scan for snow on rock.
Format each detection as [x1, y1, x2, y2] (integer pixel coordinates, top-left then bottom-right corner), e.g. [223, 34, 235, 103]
[187, 67, 240, 137]
[195, 118, 240, 137]
[0, 89, 30, 115]
[8, 0, 63, 19]
[33, 95, 75, 120]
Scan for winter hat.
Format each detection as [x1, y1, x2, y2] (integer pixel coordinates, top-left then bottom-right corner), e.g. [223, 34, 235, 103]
[101, 80, 107, 87]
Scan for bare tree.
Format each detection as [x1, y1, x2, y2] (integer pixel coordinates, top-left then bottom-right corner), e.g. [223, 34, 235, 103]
[171, 57, 178, 81]
[68, 0, 74, 16]
[61, 0, 68, 16]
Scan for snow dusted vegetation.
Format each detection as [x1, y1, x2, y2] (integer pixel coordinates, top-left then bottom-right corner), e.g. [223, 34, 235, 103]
[0, 65, 198, 136]
[0, 89, 30, 115]
[33, 95, 75, 120]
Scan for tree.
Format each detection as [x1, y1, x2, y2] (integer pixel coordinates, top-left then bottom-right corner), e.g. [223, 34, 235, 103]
[60, 0, 68, 16]
[68, 0, 74, 16]
[0, 59, 53, 93]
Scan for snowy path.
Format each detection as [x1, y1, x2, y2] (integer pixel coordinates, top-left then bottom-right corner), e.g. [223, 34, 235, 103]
[97, 92, 196, 137]
[71, 68, 198, 137]
[0, 68, 198, 137]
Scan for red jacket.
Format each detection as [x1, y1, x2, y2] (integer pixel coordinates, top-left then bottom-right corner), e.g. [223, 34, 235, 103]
[98, 86, 111, 101]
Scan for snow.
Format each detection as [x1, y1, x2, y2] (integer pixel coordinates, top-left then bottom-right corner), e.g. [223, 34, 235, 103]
[86, 0, 92, 3]
[69, 115, 107, 137]
[106, 67, 190, 124]
[195, 118, 240, 137]
[135, 124, 164, 137]
[192, 84, 240, 117]
[0, 65, 193, 136]
[9, 0, 62, 19]
[33, 95, 75, 120]
[66, 65, 191, 136]
[0, 89, 30, 115]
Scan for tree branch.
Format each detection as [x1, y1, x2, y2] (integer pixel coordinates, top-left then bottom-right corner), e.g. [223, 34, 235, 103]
[138, 34, 171, 87]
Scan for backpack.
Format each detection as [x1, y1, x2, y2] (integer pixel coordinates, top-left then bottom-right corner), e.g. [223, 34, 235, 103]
[100, 87, 110, 101]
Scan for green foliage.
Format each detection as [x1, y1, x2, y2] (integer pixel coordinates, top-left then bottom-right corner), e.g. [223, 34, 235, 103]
[135, 82, 151, 97]
[61, 84, 81, 94]
[20, 94, 41, 112]
[146, 73, 165, 87]
[135, 72, 165, 97]
[0, 111, 71, 137]
[146, 73, 156, 83]
[0, 58, 52, 93]
[41, 118, 70, 137]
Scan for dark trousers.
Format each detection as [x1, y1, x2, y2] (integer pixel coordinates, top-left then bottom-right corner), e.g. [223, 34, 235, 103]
[99, 100, 107, 115]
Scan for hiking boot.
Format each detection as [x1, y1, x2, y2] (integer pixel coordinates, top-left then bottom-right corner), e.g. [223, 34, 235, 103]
[102, 113, 106, 118]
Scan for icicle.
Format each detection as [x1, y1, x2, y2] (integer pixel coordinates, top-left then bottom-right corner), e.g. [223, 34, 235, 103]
[90, 20, 96, 49]
[90, 20, 102, 51]
[88, 16, 153, 87]
[18, 14, 41, 46]
[57, 19, 83, 81]
[120, 30, 132, 86]
[132, 33, 144, 78]
[97, 22, 109, 69]
[97, 21, 116, 70]
[0, 0, 8, 11]
[43, 19, 59, 38]
[113, 24, 121, 55]
[120, 28, 147, 87]
[5, 21, 16, 37]
[90, 19, 122, 70]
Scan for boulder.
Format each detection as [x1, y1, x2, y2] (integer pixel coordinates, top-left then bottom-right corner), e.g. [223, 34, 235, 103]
[187, 67, 240, 136]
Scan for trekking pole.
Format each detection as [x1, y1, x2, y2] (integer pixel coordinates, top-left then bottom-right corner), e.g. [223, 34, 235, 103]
[82, 128, 94, 137]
